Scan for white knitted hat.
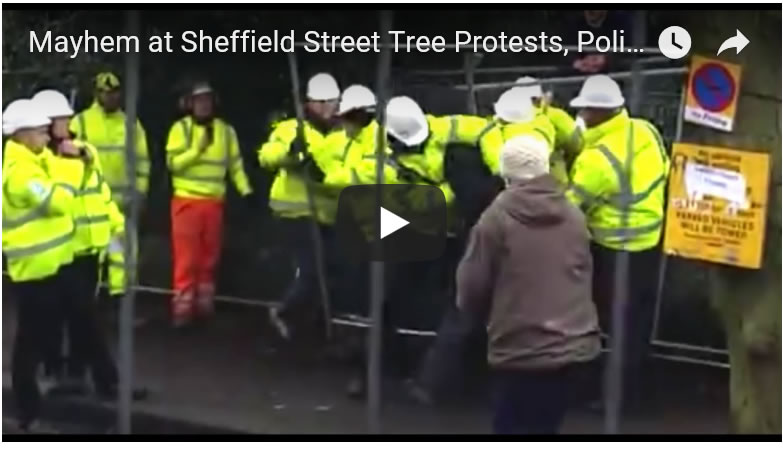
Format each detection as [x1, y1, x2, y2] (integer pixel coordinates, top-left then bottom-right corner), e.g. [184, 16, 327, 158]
[499, 135, 550, 182]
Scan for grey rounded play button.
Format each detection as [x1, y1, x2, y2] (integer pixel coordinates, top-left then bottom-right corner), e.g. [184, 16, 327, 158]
[336, 184, 447, 262]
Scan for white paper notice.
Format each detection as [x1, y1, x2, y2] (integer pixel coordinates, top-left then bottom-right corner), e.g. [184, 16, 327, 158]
[684, 161, 748, 211]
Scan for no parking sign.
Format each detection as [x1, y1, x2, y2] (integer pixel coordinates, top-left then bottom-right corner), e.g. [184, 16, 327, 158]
[684, 55, 743, 132]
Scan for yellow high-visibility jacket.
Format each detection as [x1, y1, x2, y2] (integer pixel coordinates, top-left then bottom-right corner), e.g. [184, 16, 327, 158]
[475, 114, 557, 177]
[314, 120, 401, 239]
[47, 140, 124, 256]
[2, 140, 76, 282]
[315, 120, 400, 188]
[165, 116, 252, 200]
[566, 109, 670, 251]
[541, 106, 582, 186]
[70, 101, 150, 203]
[257, 118, 340, 224]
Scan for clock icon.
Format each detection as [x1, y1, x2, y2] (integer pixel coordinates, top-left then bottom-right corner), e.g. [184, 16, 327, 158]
[659, 26, 691, 60]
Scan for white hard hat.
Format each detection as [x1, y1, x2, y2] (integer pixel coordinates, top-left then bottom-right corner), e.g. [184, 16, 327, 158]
[190, 82, 215, 97]
[306, 73, 340, 101]
[385, 96, 429, 146]
[570, 74, 625, 109]
[500, 135, 551, 182]
[338, 84, 376, 115]
[2, 99, 51, 136]
[515, 76, 544, 98]
[494, 88, 536, 124]
[32, 89, 74, 118]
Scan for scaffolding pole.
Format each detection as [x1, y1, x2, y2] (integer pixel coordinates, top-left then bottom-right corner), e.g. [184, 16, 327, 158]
[368, 9, 393, 434]
[405, 56, 673, 78]
[650, 84, 688, 344]
[285, 50, 334, 341]
[118, 9, 140, 435]
[603, 10, 647, 435]
[463, 52, 478, 115]
[459, 67, 688, 91]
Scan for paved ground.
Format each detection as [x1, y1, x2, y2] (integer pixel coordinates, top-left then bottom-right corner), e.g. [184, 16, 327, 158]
[2, 291, 731, 434]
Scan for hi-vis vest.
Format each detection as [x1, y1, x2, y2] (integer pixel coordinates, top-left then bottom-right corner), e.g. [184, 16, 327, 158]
[48, 140, 125, 256]
[542, 106, 582, 187]
[257, 118, 339, 224]
[314, 120, 400, 239]
[70, 101, 150, 202]
[317, 120, 399, 188]
[104, 235, 131, 296]
[566, 109, 670, 251]
[2, 140, 76, 282]
[475, 114, 557, 177]
[165, 116, 252, 199]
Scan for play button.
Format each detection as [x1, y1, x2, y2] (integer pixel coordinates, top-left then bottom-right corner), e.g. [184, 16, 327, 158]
[336, 184, 447, 262]
[380, 207, 409, 239]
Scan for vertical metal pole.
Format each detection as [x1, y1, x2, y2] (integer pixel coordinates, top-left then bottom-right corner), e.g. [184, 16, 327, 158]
[368, 9, 393, 434]
[285, 51, 333, 340]
[119, 9, 140, 435]
[463, 52, 477, 115]
[650, 85, 687, 341]
[604, 9, 647, 436]
[627, 10, 647, 116]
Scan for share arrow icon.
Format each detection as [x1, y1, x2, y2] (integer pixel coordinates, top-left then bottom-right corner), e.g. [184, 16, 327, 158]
[717, 29, 750, 56]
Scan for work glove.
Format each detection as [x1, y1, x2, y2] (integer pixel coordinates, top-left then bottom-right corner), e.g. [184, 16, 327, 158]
[300, 154, 325, 183]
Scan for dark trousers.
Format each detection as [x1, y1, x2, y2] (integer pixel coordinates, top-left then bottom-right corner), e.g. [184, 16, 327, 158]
[591, 243, 660, 405]
[276, 218, 333, 325]
[54, 255, 118, 391]
[11, 274, 63, 424]
[415, 304, 486, 397]
[347, 261, 414, 380]
[492, 363, 591, 435]
[414, 236, 487, 398]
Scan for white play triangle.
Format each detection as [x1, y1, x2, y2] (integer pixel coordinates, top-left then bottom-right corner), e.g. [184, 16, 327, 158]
[379, 207, 409, 239]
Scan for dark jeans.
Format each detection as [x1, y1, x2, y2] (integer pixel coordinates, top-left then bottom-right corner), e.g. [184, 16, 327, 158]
[11, 274, 63, 424]
[54, 256, 118, 391]
[276, 218, 334, 325]
[492, 362, 592, 435]
[591, 243, 660, 405]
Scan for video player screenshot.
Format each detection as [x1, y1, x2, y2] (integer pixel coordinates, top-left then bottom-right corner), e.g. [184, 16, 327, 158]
[1, 3, 780, 439]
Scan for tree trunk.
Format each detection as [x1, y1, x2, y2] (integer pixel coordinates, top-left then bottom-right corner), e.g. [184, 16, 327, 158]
[682, 10, 781, 434]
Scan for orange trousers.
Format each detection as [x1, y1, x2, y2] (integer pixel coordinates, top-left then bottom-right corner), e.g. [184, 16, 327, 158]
[170, 196, 224, 317]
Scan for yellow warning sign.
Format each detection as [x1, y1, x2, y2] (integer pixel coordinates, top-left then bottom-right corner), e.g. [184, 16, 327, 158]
[684, 55, 742, 132]
[663, 143, 769, 269]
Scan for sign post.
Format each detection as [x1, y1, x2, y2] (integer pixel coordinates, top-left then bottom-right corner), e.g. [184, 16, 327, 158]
[684, 55, 743, 132]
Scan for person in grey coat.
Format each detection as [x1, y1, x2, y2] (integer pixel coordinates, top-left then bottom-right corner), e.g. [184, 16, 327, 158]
[456, 135, 601, 434]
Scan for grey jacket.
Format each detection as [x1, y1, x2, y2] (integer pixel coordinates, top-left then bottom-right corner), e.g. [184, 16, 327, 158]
[456, 174, 601, 370]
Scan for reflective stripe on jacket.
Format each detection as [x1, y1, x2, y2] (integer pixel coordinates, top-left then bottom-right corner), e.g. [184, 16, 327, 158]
[166, 116, 252, 199]
[316, 120, 400, 188]
[566, 109, 670, 251]
[2, 140, 77, 281]
[257, 118, 339, 224]
[69, 101, 150, 199]
[47, 140, 125, 255]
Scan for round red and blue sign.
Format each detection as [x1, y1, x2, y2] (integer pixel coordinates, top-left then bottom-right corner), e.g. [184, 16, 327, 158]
[690, 63, 736, 113]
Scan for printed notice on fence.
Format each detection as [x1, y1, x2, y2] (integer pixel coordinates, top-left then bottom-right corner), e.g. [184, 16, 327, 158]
[663, 143, 770, 269]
